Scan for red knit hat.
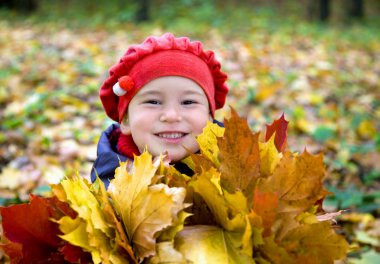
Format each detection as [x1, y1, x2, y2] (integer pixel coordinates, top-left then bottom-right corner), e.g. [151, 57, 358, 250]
[99, 33, 229, 122]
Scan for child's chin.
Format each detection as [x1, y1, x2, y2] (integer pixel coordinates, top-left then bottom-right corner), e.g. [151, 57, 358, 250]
[166, 151, 188, 163]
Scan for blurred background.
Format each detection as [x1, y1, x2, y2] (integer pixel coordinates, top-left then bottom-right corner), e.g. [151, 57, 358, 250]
[0, 0, 379, 262]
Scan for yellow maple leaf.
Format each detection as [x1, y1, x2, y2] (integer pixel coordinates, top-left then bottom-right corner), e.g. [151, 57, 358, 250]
[296, 206, 319, 224]
[108, 151, 187, 260]
[197, 121, 225, 167]
[175, 225, 255, 264]
[147, 241, 188, 264]
[189, 167, 247, 232]
[52, 176, 136, 264]
[259, 133, 282, 177]
[57, 216, 93, 252]
[241, 215, 255, 257]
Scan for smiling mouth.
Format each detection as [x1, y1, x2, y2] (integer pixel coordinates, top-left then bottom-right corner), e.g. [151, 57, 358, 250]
[157, 133, 186, 139]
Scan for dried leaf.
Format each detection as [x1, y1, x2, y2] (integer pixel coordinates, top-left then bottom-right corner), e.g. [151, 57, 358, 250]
[259, 134, 282, 177]
[280, 222, 349, 263]
[252, 189, 279, 236]
[218, 108, 260, 200]
[52, 176, 136, 264]
[197, 121, 225, 167]
[187, 110, 348, 263]
[261, 151, 328, 216]
[316, 210, 346, 223]
[190, 167, 247, 232]
[108, 152, 187, 260]
[257, 236, 294, 264]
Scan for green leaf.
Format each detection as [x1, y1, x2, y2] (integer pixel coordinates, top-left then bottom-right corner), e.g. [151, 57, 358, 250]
[355, 231, 380, 246]
[312, 125, 336, 142]
[363, 169, 380, 185]
[349, 250, 380, 264]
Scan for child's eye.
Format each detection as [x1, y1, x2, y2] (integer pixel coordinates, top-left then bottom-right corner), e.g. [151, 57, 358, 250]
[182, 100, 196, 105]
[144, 100, 160, 105]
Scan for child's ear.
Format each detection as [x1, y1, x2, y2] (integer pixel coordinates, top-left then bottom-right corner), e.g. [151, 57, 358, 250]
[120, 115, 131, 135]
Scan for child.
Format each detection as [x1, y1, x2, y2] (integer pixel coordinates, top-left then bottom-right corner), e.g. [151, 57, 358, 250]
[91, 33, 229, 188]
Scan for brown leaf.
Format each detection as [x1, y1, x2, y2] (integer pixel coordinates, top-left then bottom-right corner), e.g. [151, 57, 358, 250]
[280, 222, 349, 263]
[261, 151, 328, 215]
[218, 108, 260, 200]
[257, 236, 295, 264]
[108, 152, 187, 260]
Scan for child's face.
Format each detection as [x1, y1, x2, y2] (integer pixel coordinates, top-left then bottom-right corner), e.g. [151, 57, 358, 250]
[121, 76, 211, 162]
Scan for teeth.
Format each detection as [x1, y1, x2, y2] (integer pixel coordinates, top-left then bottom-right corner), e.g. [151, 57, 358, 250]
[158, 133, 184, 139]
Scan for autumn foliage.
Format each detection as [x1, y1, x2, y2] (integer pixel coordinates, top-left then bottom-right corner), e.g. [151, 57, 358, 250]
[0, 195, 92, 263]
[0, 111, 349, 263]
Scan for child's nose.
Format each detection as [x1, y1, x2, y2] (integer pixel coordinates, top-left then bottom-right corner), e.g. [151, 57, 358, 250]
[160, 106, 183, 122]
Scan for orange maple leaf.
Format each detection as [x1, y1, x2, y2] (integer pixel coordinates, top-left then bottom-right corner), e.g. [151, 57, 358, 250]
[218, 108, 261, 201]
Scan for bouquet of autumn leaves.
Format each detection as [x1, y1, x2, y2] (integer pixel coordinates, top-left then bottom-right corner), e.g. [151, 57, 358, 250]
[0, 110, 349, 263]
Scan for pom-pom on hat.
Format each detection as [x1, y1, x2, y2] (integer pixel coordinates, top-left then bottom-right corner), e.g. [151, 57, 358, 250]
[99, 33, 229, 122]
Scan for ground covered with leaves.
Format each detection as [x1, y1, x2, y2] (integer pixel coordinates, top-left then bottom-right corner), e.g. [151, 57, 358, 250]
[0, 2, 379, 263]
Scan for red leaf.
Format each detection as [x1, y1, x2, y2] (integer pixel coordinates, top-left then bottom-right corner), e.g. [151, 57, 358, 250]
[265, 113, 289, 152]
[0, 242, 23, 264]
[61, 244, 93, 263]
[0, 194, 91, 263]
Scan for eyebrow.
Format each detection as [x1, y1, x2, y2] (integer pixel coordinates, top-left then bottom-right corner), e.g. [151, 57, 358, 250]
[183, 90, 205, 96]
[135, 90, 162, 97]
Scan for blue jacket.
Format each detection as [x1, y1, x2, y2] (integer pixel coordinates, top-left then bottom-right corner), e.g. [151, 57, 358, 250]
[91, 120, 224, 188]
[91, 123, 127, 188]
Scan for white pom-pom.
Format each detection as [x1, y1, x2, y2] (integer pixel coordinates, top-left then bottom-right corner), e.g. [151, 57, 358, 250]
[113, 82, 127, 96]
